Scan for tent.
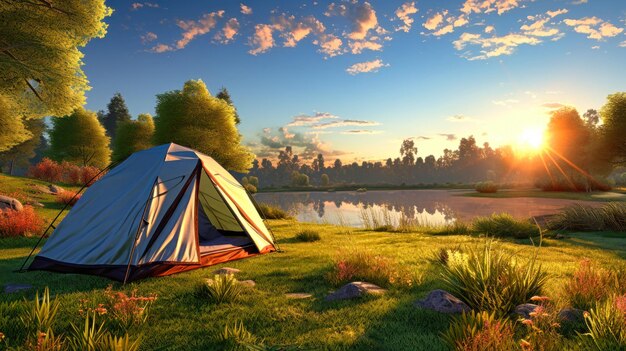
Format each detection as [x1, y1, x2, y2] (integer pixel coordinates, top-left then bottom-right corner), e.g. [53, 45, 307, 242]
[29, 143, 276, 282]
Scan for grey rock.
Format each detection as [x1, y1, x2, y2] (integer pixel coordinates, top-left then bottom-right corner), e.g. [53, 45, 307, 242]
[325, 282, 386, 301]
[0, 195, 23, 212]
[514, 303, 539, 319]
[415, 289, 470, 314]
[33, 185, 54, 194]
[286, 293, 313, 299]
[238, 280, 256, 287]
[4, 283, 33, 294]
[558, 308, 585, 324]
[48, 185, 64, 194]
[213, 267, 241, 275]
[26, 201, 44, 208]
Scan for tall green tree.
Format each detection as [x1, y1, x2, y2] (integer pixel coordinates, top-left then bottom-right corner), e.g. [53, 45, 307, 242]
[0, 119, 45, 175]
[400, 139, 417, 166]
[101, 93, 132, 141]
[153, 80, 254, 172]
[216, 87, 240, 124]
[600, 92, 626, 165]
[0, 94, 30, 152]
[0, 1, 111, 120]
[112, 113, 155, 162]
[48, 107, 111, 168]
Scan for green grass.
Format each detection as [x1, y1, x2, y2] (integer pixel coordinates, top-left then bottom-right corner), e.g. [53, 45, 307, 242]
[462, 187, 626, 202]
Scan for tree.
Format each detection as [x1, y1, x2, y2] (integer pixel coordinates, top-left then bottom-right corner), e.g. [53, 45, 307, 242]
[101, 93, 132, 141]
[321, 173, 330, 186]
[48, 108, 111, 168]
[216, 87, 240, 124]
[153, 80, 254, 172]
[583, 109, 600, 129]
[0, 119, 45, 175]
[0, 1, 111, 122]
[601, 92, 626, 164]
[400, 139, 417, 166]
[312, 153, 325, 172]
[112, 113, 154, 162]
[248, 176, 259, 188]
[0, 95, 30, 152]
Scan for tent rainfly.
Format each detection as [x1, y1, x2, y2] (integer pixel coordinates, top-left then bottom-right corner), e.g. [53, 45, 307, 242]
[29, 143, 276, 282]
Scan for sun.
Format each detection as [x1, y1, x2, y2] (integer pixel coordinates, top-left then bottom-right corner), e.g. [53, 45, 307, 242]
[517, 127, 545, 152]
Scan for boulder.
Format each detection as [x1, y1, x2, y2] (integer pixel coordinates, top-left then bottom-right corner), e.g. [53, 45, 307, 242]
[325, 282, 386, 301]
[514, 303, 539, 319]
[414, 289, 470, 314]
[213, 267, 241, 275]
[4, 283, 33, 294]
[0, 195, 23, 212]
[558, 308, 585, 324]
[238, 280, 256, 287]
[33, 185, 54, 194]
[286, 293, 313, 299]
[48, 185, 64, 194]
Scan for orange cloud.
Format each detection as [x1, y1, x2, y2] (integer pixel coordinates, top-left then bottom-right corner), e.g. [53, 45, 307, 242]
[395, 2, 418, 32]
[345, 59, 389, 75]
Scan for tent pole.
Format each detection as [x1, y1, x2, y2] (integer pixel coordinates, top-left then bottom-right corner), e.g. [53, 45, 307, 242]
[16, 162, 117, 273]
[123, 177, 158, 285]
[245, 188, 282, 253]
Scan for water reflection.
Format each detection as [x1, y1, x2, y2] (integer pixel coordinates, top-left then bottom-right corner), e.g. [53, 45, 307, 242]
[255, 189, 599, 227]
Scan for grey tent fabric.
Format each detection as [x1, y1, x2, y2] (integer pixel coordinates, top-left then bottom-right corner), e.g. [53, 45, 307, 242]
[29, 143, 276, 281]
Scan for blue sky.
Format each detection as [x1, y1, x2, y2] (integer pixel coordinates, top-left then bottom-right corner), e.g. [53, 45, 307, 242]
[82, 0, 626, 163]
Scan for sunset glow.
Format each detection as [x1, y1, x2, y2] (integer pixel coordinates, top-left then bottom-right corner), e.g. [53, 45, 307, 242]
[517, 127, 546, 153]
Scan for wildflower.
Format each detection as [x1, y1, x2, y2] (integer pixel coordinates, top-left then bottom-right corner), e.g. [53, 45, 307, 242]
[0, 332, 5, 341]
[583, 311, 591, 318]
[520, 339, 532, 350]
[521, 319, 533, 326]
[530, 295, 550, 302]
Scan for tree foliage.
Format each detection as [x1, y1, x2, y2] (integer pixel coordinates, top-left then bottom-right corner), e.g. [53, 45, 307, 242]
[601, 92, 626, 165]
[0, 118, 45, 174]
[101, 92, 132, 141]
[48, 108, 111, 168]
[153, 80, 254, 172]
[400, 139, 417, 166]
[112, 113, 154, 162]
[0, 0, 111, 119]
[216, 87, 240, 125]
[0, 94, 30, 152]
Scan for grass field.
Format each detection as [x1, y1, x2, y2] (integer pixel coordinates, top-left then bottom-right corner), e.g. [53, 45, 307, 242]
[462, 188, 626, 202]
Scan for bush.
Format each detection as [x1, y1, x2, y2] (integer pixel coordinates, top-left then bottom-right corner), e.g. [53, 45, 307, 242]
[475, 181, 498, 193]
[102, 286, 157, 331]
[326, 247, 415, 288]
[581, 296, 626, 350]
[563, 259, 624, 311]
[256, 203, 290, 220]
[28, 158, 63, 183]
[441, 311, 516, 351]
[472, 213, 540, 239]
[198, 274, 243, 304]
[294, 230, 321, 242]
[0, 206, 44, 237]
[21, 288, 59, 334]
[441, 241, 548, 315]
[244, 183, 257, 194]
[537, 178, 612, 192]
[56, 190, 81, 206]
[548, 203, 626, 232]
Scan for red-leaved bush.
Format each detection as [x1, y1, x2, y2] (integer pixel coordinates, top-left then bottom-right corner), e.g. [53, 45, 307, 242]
[56, 190, 81, 206]
[29, 159, 106, 186]
[563, 259, 615, 310]
[28, 158, 63, 183]
[0, 206, 44, 237]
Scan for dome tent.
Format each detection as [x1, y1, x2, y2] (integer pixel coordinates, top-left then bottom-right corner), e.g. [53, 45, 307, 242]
[29, 143, 276, 282]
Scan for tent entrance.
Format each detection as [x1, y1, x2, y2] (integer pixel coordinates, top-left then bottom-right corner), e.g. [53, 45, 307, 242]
[197, 170, 255, 256]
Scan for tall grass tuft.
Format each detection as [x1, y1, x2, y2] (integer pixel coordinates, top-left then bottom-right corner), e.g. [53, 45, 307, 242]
[440, 240, 548, 315]
[198, 274, 243, 304]
[580, 296, 626, 350]
[475, 181, 499, 193]
[563, 259, 626, 311]
[548, 202, 626, 232]
[218, 321, 260, 351]
[21, 287, 59, 333]
[360, 206, 471, 235]
[256, 203, 291, 220]
[66, 312, 107, 351]
[440, 310, 516, 350]
[472, 213, 540, 239]
[294, 230, 321, 242]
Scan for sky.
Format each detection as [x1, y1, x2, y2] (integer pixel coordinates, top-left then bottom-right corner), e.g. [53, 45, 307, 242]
[82, 0, 626, 163]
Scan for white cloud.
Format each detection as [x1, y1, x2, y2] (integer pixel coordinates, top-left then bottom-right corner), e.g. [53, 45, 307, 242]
[546, 9, 568, 18]
[286, 112, 339, 127]
[620, 41, 626, 48]
[313, 119, 381, 129]
[521, 17, 560, 37]
[240, 3, 253, 15]
[349, 39, 382, 54]
[341, 130, 383, 135]
[345, 59, 389, 75]
[485, 25, 495, 33]
[395, 2, 418, 32]
[424, 12, 444, 30]
[564, 17, 624, 40]
[460, 0, 521, 15]
[249, 24, 275, 55]
[454, 32, 541, 60]
[492, 99, 519, 106]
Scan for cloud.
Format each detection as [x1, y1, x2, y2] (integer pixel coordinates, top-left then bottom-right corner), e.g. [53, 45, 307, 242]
[340, 129, 383, 135]
[492, 99, 519, 106]
[285, 112, 339, 127]
[453, 32, 541, 60]
[521, 17, 560, 37]
[345, 59, 389, 75]
[215, 18, 240, 44]
[415, 136, 431, 140]
[131, 2, 159, 10]
[542, 102, 566, 109]
[240, 3, 252, 15]
[620, 41, 626, 48]
[485, 25, 495, 33]
[140, 32, 157, 44]
[447, 114, 479, 122]
[460, 0, 521, 15]
[249, 24, 275, 55]
[326, 1, 378, 40]
[151, 43, 174, 53]
[546, 9, 568, 18]
[175, 11, 224, 50]
[572, 0, 587, 4]
[395, 2, 418, 32]
[423, 11, 468, 36]
[438, 133, 458, 141]
[424, 12, 444, 31]
[256, 128, 348, 160]
[312, 119, 381, 129]
[564, 17, 624, 40]
[433, 24, 455, 36]
[315, 34, 344, 57]
[348, 39, 382, 54]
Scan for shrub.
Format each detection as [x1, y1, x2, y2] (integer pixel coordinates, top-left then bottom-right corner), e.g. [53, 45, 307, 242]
[0, 206, 44, 237]
[581, 296, 626, 350]
[217, 321, 259, 351]
[294, 230, 321, 242]
[472, 213, 540, 239]
[66, 312, 107, 351]
[198, 274, 243, 304]
[61, 161, 82, 185]
[563, 259, 619, 310]
[441, 241, 548, 315]
[475, 181, 498, 193]
[441, 311, 516, 351]
[326, 247, 415, 288]
[518, 296, 564, 351]
[256, 203, 290, 220]
[103, 286, 157, 331]
[56, 190, 81, 206]
[29, 158, 63, 183]
[26, 330, 64, 351]
[432, 246, 463, 266]
[244, 183, 257, 194]
[548, 203, 626, 232]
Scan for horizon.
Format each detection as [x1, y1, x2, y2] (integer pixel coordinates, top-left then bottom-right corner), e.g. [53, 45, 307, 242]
[81, 0, 626, 163]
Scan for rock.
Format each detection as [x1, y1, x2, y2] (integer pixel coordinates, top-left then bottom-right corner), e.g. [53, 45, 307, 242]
[26, 201, 44, 208]
[0, 195, 23, 212]
[4, 283, 33, 294]
[213, 267, 240, 275]
[414, 289, 470, 314]
[325, 282, 386, 301]
[48, 185, 64, 194]
[238, 280, 256, 287]
[286, 293, 313, 299]
[33, 185, 54, 194]
[558, 308, 585, 324]
[514, 304, 539, 319]
[555, 233, 566, 239]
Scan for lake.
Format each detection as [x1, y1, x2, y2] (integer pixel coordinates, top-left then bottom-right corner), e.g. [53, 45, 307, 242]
[254, 189, 601, 227]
